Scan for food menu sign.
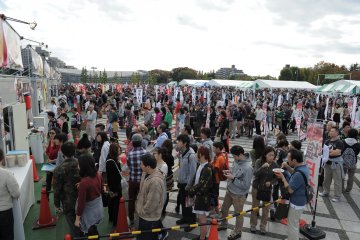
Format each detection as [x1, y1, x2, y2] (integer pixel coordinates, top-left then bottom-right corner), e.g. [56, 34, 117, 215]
[304, 121, 324, 204]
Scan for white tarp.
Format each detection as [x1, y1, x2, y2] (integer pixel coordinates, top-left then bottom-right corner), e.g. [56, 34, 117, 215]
[254, 79, 317, 90]
[179, 79, 209, 86]
[209, 79, 254, 88]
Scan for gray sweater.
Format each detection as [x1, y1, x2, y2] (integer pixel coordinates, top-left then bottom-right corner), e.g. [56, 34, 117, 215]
[0, 167, 20, 211]
[227, 153, 253, 196]
[178, 147, 197, 189]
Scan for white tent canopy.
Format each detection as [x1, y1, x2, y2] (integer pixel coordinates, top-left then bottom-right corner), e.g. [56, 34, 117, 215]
[179, 79, 209, 86]
[208, 79, 254, 88]
[254, 79, 317, 90]
[317, 79, 360, 95]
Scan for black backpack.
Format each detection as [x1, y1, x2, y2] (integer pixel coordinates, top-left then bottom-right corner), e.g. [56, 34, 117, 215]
[295, 170, 314, 205]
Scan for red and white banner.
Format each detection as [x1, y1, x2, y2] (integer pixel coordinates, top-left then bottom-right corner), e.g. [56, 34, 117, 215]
[0, 19, 23, 69]
[304, 122, 324, 204]
[262, 102, 268, 143]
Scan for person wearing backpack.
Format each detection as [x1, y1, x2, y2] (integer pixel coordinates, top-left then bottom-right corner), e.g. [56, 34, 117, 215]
[275, 149, 309, 240]
[218, 145, 253, 240]
[319, 127, 344, 202]
[341, 128, 360, 193]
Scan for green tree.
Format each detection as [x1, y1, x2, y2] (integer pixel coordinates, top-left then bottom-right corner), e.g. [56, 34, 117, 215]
[93, 72, 99, 83]
[279, 67, 293, 80]
[113, 72, 120, 83]
[149, 69, 170, 83]
[148, 73, 157, 85]
[350, 63, 359, 71]
[313, 61, 348, 84]
[101, 69, 108, 84]
[171, 67, 198, 82]
[80, 67, 88, 83]
[131, 72, 141, 85]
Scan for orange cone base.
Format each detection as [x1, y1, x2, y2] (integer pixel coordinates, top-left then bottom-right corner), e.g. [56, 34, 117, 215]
[32, 216, 57, 230]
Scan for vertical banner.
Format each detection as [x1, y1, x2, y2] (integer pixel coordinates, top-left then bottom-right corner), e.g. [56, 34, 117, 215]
[351, 97, 357, 127]
[262, 102, 268, 144]
[180, 90, 184, 104]
[192, 88, 196, 104]
[304, 122, 324, 204]
[207, 90, 211, 104]
[296, 101, 303, 140]
[277, 94, 283, 107]
[205, 104, 211, 128]
[136, 88, 143, 103]
[155, 85, 159, 101]
[324, 97, 329, 120]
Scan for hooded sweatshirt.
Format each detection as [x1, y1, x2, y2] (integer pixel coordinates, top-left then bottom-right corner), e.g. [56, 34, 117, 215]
[227, 153, 253, 196]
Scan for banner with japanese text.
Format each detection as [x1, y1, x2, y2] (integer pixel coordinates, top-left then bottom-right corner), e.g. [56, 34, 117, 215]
[304, 122, 324, 204]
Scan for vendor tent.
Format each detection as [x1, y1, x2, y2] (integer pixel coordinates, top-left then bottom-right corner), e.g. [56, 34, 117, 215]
[167, 81, 178, 87]
[208, 79, 254, 88]
[193, 81, 209, 87]
[178, 79, 209, 86]
[317, 80, 360, 95]
[254, 79, 317, 90]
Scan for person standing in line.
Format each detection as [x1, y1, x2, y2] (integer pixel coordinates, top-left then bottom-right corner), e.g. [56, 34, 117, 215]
[175, 134, 197, 230]
[126, 134, 147, 227]
[218, 145, 253, 240]
[125, 105, 134, 141]
[255, 104, 263, 136]
[106, 143, 123, 226]
[0, 149, 20, 240]
[136, 153, 166, 240]
[53, 142, 81, 237]
[86, 104, 97, 140]
[319, 127, 344, 202]
[275, 149, 309, 240]
[75, 154, 104, 236]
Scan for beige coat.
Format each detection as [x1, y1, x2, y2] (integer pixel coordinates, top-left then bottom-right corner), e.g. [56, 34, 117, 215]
[136, 169, 165, 221]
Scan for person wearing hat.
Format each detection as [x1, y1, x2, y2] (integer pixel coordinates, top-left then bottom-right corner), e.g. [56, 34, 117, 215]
[126, 133, 147, 227]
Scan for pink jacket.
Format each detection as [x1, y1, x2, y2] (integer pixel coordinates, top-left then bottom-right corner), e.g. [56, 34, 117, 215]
[153, 112, 163, 128]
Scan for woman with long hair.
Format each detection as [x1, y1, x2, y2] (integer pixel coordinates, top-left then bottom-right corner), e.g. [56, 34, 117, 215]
[218, 110, 229, 153]
[59, 113, 70, 135]
[188, 146, 214, 240]
[75, 154, 104, 235]
[250, 136, 265, 167]
[250, 146, 278, 235]
[75, 133, 92, 159]
[106, 143, 122, 226]
[45, 127, 61, 193]
[96, 132, 110, 179]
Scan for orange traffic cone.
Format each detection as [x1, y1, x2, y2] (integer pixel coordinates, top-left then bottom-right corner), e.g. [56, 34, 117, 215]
[33, 188, 57, 229]
[115, 197, 129, 234]
[31, 155, 41, 182]
[64, 234, 72, 240]
[208, 218, 219, 240]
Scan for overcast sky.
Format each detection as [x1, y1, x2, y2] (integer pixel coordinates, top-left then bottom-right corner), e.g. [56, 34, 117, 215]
[2, 0, 360, 77]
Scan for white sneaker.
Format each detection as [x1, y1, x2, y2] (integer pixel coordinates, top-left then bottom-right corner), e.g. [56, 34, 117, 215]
[319, 192, 329, 197]
[331, 198, 340, 202]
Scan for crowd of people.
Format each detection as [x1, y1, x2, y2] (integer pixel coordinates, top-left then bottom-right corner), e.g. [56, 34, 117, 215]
[1, 82, 360, 240]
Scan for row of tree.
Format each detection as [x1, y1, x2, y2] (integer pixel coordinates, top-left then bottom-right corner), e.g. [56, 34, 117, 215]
[278, 62, 360, 85]
[80, 61, 360, 85]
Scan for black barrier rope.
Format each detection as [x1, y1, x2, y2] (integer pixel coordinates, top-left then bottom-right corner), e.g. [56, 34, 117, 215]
[68, 199, 285, 240]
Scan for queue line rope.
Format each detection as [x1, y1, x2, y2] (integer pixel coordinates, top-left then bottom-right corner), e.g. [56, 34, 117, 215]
[70, 199, 284, 240]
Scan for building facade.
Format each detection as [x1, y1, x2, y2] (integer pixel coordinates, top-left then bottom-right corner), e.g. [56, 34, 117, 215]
[215, 65, 245, 79]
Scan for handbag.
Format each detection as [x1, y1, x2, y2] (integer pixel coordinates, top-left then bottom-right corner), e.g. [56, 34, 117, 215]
[108, 159, 128, 190]
[274, 203, 289, 220]
[256, 184, 272, 202]
[102, 184, 110, 207]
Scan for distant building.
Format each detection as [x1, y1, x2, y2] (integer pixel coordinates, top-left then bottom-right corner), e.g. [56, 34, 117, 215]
[59, 68, 149, 83]
[215, 65, 245, 79]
